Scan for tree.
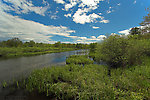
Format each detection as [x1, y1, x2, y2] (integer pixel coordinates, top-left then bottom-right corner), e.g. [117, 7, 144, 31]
[89, 43, 97, 53]
[95, 35, 128, 68]
[140, 8, 150, 26]
[54, 41, 61, 47]
[6, 38, 23, 47]
[140, 8, 150, 34]
[130, 27, 141, 35]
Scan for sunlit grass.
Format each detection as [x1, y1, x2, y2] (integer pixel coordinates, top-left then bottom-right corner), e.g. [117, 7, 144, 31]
[23, 61, 150, 100]
[0, 47, 77, 58]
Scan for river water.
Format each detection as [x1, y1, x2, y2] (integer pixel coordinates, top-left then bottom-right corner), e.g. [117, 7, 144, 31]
[0, 50, 88, 84]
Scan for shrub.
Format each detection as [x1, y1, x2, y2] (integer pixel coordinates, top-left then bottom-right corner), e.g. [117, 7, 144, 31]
[95, 35, 128, 68]
[95, 35, 150, 68]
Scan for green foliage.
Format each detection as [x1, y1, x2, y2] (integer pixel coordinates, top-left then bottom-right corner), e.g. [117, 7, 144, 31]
[129, 27, 141, 35]
[140, 8, 150, 26]
[95, 35, 128, 67]
[95, 35, 150, 68]
[0, 38, 90, 58]
[1, 38, 23, 47]
[24, 62, 150, 100]
[0, 47, 76, 57]
[66, 55, 94, 65]
[89, 43, 97, 53]
[0, 38, 89, 49]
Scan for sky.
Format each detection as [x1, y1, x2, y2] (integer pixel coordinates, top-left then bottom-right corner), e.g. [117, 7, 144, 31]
[0, 0, 150, 44]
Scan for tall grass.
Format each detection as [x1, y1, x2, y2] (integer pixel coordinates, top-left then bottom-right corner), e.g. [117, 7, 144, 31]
[23, 62, 150, 100]
[66, 55, 94, 65]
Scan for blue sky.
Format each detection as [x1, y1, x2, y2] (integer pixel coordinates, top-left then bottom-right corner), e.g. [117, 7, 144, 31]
[0, 0, 149, 43]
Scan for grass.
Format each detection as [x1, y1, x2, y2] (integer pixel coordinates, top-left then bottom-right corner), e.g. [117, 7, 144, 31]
[1, 47, 150, 99]
[0, 47, 78, 58]
[21, 57, 150, 100]
[66, 55, 94, 65]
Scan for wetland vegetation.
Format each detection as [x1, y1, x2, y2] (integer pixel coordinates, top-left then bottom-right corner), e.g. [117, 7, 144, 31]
[0, 38, 88, 58]
[0, 7, 150, 100]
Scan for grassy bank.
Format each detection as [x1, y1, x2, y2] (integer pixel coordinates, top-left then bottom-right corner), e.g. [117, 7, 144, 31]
[0, 47, 78, 58]
[1, 55, 148, 100]
[20, 60, 149, 100]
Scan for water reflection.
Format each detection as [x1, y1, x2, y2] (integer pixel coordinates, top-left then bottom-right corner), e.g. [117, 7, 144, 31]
[0, 50, 88, 83]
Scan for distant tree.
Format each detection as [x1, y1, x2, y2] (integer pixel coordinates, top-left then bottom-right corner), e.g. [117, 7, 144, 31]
[6, 38, 23, 47]
[23, 40, 35, 47]
[130, 27, 141, 35]
[89, 43, 97, 53]
[54, 41, 61, 47]
[140, 8, 150, 34]
[140, 8, 150, 26]
[76, 43, 83, 49]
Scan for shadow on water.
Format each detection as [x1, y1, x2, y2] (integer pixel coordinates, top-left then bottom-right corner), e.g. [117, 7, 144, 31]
[0, 49, 88, 100]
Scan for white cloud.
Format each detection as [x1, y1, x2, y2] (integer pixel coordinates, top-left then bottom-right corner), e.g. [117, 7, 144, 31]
[133, 0, 137, 4]
[55, 0, 109, 24]
[118, 29, 131, 35]
[54, 0, 65, 4]
[100, 19, 109, 23]
[106, 6, 114, 14]
[92, 26, 100, 29]
[1, 0, 49, 16]
[117, 3, 121, 6]
[97, 35, 107, 39]
[64, 14, 72, 17]
[75, 34, 106, 44]
[0, 6, 76, 43]
[110, 33, 116, 36]
[72, 8, 106, 24]
[50, 15, 58, 19]
[91, 36, 96, 39]
[65, 2, 77, 11]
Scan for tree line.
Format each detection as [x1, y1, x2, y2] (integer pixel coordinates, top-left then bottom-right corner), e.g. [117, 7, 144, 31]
[0, 38, 89, 49]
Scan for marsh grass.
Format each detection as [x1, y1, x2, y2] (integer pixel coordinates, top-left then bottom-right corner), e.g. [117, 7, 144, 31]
[66, 55, 94, 65]
[0, 47, 77, 58]
[22, 60, 150, 100]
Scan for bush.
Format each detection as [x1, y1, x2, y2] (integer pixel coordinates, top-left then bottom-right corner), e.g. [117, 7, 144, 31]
[95, 35, 128, 68]
[95, 35, 150, 68]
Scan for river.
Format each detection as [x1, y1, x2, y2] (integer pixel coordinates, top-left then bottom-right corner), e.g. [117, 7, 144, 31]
[0, 50, 88, 84]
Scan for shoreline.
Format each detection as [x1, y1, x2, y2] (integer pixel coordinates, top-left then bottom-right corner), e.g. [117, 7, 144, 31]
[0, 47, 81, 59]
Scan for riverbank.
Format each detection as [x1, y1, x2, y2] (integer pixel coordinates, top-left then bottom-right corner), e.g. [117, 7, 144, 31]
[1, 55, 149, 100]
[0, 47, 79, 58]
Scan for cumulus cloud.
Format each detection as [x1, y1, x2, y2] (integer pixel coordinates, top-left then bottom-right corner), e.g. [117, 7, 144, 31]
[1, 0, 49, 16]
[100, 19, 109, 23]
[54, 0, 109, 24]
[64, 13, 72, 17]
[54, 0, 65, 4]
[118, 29, 131, 35]
[0, 6, 76, 43]
[97, 35, 107, 39]
[92, 26, 100, 29]
[75, 35, 107, 44]
[72, 8, 105, 24]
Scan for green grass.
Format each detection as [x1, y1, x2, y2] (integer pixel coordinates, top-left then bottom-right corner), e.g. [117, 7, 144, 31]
[66, 55, 94, 65]
[0, 47, 78, 58]
[23, 59, 150, 100]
